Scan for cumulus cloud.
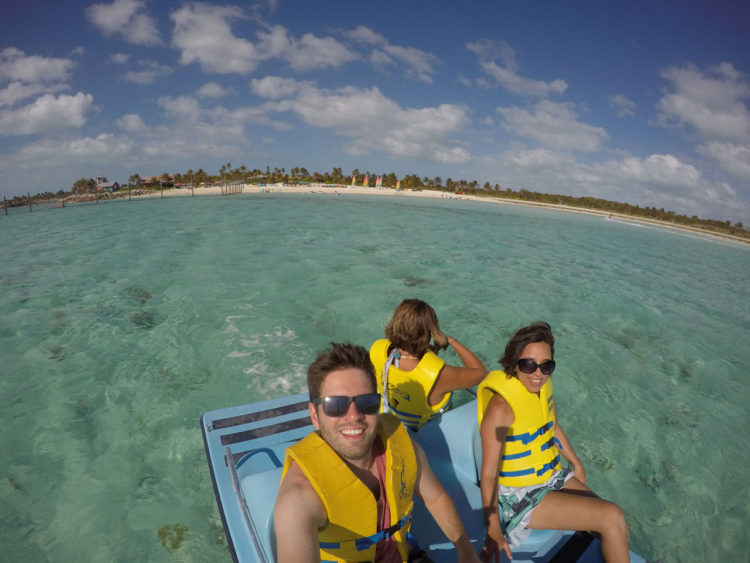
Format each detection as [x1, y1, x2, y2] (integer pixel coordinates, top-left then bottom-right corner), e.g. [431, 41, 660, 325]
[614, 154, 703, 189]
[196, 82, 231, 98]
[348, 25, 384, 46]
[0, 92, 93, 135]
[170, 5, 354, 75]
[468, 40, 566, 97]
[110, 53, 130, 64]
[0, 81, 69, 107]
[86, 0, 161, 46]
[116, 113, 147, 132]
[250, 76, 307, 99]
[485, 144, 749, 221]
[251, 76, 469, 162]
[657, 62, 750, 143]
[596, 152, 750, 220]
[697, 141, 750, 183]
[608, 94, 636, 117]
[285, 33, 357, 71]
[0, 47, 75, 83]
[123, 60, 173, 84]
[348, 26, 438, 84]
[497, 100, 608, 152]
[171, 4, 258, 73]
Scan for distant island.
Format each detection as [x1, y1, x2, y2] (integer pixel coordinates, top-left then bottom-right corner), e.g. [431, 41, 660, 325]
[3, 164, 748, 243]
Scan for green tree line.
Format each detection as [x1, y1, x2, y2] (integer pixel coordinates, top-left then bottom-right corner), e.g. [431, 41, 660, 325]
[3, 164, 747, 240]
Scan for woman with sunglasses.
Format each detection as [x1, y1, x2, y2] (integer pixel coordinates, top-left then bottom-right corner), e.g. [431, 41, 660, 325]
[370, 299, 486, 431]
[477, 322, 630, 563]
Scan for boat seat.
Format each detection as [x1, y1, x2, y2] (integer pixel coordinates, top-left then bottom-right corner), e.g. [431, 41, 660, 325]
[413, 401, 569, 562]
[239, 467, 282, 560]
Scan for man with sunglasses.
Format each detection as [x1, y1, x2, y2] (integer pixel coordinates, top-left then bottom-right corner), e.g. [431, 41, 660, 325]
[476, 322, 630, 562]
[274, 342, 480, 563]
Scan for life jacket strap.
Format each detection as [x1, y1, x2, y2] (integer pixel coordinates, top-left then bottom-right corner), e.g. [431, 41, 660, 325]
[354, 513, 411, 551]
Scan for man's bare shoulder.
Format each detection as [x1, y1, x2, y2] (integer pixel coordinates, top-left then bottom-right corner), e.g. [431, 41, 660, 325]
[275, 461, 326, 526]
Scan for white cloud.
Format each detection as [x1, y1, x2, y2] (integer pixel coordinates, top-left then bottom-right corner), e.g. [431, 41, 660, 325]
[468, 40, 566, 97]
[116, 113, 147, 132]
[484, 145, 750, 222]
[497, 100, 608, 152]
[697, 141, 750, 183]
[377, 44, 438, 84]
[110, 53, 130, 64]
[0, 93, 93, 135]
[614, 154, 703, 189]
[0, 47, 75, 83]
[608, 94, 636, 117]
[657, 62, 750, 143]
[479, 61, 567, 97]
[157, 95, 202, 122]
[171, 5, 354, 75]
[123, 60, 173, 84]
[348, 25, 385, 46]
[86, 0, 161, 46]
[285, 33, 357, 71]
[252, 77, 469, 162]
[349, 25, 437, 84]
[171, 4, 258, 74]
[250, 76, 307, 99]
[0, 81, 69, 107]
[196, 82, 231, 98]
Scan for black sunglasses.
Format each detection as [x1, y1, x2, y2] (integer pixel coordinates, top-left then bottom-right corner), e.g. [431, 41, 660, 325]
[517, 358, 556, 376]
[312, 393, 381, 417]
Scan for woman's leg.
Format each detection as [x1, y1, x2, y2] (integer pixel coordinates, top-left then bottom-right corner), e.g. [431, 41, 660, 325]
[527, 478, 629, 563]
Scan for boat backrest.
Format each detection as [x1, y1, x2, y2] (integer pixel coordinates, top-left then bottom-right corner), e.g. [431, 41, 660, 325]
[414, 399, 482, 484]
[240, 467, 283, 560]
[472, 424, 482, 483]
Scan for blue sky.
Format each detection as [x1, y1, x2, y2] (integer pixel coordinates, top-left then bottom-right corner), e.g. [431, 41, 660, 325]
[1, 1, 749, 224]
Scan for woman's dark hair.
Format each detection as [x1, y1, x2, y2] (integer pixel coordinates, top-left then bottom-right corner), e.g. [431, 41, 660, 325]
[307, 342, 376, 400]
[499, 321, 555, 377]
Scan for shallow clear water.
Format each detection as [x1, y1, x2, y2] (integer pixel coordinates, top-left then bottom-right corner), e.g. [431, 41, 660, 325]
[1, 193, 748, 562]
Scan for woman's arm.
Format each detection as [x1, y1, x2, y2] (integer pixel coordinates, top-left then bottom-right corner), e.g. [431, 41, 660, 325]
[479, 394, 514, 562]
[429, 336, 487, 404]
[553, 405, 586, 483]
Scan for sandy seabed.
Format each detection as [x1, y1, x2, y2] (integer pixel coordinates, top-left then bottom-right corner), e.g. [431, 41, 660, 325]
[79, 183, 750, 245]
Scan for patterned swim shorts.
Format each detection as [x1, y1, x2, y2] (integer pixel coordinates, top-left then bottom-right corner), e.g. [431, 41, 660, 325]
[497, 467, 573, 548]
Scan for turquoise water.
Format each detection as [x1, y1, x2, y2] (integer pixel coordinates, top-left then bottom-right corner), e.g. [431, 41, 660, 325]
[1, 193, 748, 562]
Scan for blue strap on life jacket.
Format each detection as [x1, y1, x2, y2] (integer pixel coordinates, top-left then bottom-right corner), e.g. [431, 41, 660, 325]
[353, 513, 411, 551]
[536, 454, 561, 476]
[505, 421, 554, 445]
[499, 467, 535, 477]
[502, 450, 531, 461]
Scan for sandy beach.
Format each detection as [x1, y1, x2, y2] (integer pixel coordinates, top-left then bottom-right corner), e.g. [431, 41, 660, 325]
[83, 182, 750, 245]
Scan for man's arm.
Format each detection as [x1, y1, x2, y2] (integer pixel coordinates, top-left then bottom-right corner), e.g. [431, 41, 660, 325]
[273, 461, 326, 563]
[412, 440, 481, 563]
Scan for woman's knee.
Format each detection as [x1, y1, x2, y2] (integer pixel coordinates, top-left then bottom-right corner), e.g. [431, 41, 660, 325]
[598, 501, 629, 539]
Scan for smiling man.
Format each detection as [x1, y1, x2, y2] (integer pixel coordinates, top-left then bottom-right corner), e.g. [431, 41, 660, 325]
[274, 342, 480, 563]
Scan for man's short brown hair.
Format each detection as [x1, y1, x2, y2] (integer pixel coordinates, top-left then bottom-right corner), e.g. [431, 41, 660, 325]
[307, 342, 377, 400]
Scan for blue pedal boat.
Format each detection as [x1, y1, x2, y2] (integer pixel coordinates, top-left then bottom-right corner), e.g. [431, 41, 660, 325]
[201, 393, 646, 562]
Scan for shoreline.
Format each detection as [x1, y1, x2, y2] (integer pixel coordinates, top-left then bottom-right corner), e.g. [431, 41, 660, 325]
[38, 183, 750, 245]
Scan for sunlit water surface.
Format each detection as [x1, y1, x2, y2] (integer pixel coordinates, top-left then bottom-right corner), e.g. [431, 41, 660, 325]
[1, 193, 748, 562]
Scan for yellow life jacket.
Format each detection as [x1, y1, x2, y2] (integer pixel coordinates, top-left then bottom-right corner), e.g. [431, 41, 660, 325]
[369, 339, 450, 431]
[281, 413, 417, 562]
[477, 370, 561, 487]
